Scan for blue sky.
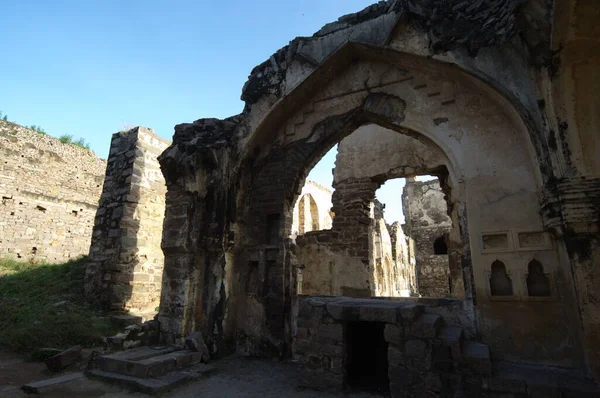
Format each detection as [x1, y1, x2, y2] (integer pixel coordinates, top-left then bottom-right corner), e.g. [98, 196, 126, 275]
[0, 0, 432, 224]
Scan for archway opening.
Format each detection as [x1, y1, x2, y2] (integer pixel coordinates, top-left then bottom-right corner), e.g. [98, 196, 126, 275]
[289, 123, 462, 299]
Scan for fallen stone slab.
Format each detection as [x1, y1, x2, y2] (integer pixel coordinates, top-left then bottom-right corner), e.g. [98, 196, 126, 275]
[87, 363, 216, 395]
[21, 372, 85, 394]
[45, 345, 82, 372]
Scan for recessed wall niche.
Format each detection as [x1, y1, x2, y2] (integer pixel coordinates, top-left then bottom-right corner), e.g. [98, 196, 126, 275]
[524, 259, 556, 301]
[487, 260, 516, 299]
[481, 231, 512, 253]
[517, 231, 551, 251]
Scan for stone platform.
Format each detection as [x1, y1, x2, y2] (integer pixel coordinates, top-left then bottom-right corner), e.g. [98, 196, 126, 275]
[86, 346, 215, 395]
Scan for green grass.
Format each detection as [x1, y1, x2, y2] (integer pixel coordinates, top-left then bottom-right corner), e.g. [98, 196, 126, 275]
[0, 256, 118, 353]
[59, 134, 91, 150]
[28, 125, 47, 135]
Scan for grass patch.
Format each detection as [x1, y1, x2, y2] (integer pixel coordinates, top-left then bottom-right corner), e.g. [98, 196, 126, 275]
[0, 256, 118, 353]
[28, 125, 47, 135]
[59, 134, 91, 150]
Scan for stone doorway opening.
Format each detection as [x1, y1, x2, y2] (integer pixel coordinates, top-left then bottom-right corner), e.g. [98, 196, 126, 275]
[345, 321, 389, 395]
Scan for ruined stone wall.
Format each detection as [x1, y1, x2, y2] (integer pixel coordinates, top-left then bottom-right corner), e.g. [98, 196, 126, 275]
[390, 222, 416, 296]
[0, 121, 106, 263]
[372, 200, 413, 297]
[403, 178, 452, 297]
[294, 182, 414, 298]
[156, 0, 594, 375]
[291, 180, 333, 237]
[84, 127, 170, 312]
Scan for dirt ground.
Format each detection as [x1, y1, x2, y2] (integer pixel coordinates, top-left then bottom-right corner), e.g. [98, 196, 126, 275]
[0, 352, 383, 397]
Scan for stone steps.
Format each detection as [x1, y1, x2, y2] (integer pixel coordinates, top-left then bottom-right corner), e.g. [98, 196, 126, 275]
[88, 346, 213, 394]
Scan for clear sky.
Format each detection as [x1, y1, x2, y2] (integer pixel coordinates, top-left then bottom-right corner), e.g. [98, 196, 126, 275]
[0, 0, 433, 224]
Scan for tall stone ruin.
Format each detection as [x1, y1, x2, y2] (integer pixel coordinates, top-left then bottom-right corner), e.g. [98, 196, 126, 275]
[85, 0, 600, 395]
[84, 127, 169, 312]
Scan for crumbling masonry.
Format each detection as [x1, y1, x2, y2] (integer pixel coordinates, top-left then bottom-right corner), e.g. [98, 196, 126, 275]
[84, 127, 170, 312]
[0, 121, 106, 263]
[88, 0, 600, 395]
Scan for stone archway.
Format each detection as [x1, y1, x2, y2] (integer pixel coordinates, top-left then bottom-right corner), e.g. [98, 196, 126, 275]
[157, 22, 584, 378]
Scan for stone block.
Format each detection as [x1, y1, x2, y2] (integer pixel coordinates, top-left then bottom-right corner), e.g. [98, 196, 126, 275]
[389, 365, 420, 388]
[399, 303, 425, 321]
[358, 305, 398, 323]
[296, 327, 311, 340]
[405, 339, 427, 358]
[21, 373, 85, 394]
[384, 324, 404, 345]
[316, 324, 343, 344]
[410, 314, 443, 338]
[388, 345, 405, 366]
[437, 326, 463, 361]
[325, 302, 359, 321]
[45, 346, 82, 372]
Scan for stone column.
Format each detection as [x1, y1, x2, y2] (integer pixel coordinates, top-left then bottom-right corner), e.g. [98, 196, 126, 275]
[542, 177, 600, 379]
[84, 127, 170, 312]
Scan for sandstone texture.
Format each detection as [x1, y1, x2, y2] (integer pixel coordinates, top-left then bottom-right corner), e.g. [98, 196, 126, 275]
[84, 127, 169, 312]
[403, 178, 452, 298]
[82, 0, 600, 395]
[0, 121, 105, 262]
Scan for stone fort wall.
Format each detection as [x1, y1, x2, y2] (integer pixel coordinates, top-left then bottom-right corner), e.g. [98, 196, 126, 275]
[0, 120, 106, 263]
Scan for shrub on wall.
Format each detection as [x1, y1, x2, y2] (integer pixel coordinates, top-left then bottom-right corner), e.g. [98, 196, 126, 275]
[59, 134, 91, 150]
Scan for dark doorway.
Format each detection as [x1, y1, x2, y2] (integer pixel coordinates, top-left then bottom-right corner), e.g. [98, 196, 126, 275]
[345, 322, 390, 395]
[434, 235, 448, 255]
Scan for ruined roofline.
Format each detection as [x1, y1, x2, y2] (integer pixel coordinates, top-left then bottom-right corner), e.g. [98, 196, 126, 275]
[406, 178, 441, 187]
[305, 179, 333, 195]
[241, 0, 529, 105]
[165, 0, 540, 154]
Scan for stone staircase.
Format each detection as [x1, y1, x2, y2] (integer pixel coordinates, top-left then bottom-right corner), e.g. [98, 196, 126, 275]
[86, 346, 215, 395]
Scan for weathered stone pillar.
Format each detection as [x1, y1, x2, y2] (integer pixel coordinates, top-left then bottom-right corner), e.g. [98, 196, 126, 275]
[331, 177, 379, 295]
[542, 177, 600, 379]
[84, 127, 170, 312]
[157, 118, 236, 354]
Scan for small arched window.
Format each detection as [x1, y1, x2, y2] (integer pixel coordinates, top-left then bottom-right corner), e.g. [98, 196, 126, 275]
[526, 259, 551, 297]
[489, 260, 513, 296]
[433, 236, 448, 255]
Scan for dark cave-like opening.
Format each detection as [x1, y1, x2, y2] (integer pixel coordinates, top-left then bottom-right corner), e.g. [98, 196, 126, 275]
[345, 321, 390, 395]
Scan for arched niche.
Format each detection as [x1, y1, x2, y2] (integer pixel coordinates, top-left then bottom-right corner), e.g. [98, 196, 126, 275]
[489, 260, 514, 297]
[526, 259, 551, 298]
